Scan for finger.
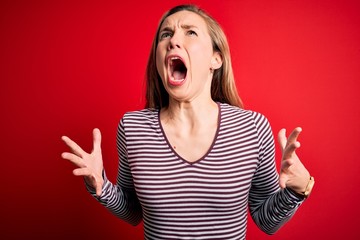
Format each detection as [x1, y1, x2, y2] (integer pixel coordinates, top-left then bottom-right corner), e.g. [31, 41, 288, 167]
[73, 167, 92, 177]
[61, 152, 86, 168]
[61, 136, 86, 157]
[278, 128, 287, 150]
[283, 141, 301, 160]
[286, 127, 302, 147]
[93, 128, 102, 152]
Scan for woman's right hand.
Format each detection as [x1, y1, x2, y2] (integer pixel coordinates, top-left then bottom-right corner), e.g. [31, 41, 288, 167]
[61, 128, 104, 197]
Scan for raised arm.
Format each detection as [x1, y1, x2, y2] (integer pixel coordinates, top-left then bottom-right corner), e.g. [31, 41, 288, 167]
[61, 128, 104, 196]
[61, 126, 143, 225]
[249, 113, 313, 234]
[278, 127, 314, 197]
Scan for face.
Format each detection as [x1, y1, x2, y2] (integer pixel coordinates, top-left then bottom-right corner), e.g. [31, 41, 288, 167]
[156, 10, 222, 104]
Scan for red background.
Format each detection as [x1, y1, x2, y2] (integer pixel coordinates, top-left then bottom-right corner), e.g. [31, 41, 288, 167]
[1, 0, 359, 239]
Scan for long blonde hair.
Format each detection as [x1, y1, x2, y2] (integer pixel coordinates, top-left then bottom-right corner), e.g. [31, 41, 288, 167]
[145, 4, 243, 109]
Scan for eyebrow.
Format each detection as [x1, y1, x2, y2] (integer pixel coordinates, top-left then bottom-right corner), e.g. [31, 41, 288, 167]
[181, 24, 198, 30]
[159, 24, 199, 33]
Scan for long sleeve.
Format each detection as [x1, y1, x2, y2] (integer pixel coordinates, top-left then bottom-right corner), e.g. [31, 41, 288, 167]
[248, 112, 304, 234]
[86, 118, 143, 226]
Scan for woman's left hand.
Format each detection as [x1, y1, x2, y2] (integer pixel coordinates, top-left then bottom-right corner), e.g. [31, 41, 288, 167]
[278, 127, 310, 195]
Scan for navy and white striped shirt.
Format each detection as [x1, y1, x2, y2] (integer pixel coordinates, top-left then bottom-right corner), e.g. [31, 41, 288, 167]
[89, 103, 304, 239]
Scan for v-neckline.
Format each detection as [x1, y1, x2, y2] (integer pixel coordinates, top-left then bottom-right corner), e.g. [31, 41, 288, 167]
[158, 102, 221, 165]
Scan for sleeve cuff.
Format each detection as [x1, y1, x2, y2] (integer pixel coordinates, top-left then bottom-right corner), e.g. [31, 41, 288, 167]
[284, 187, 306, 202]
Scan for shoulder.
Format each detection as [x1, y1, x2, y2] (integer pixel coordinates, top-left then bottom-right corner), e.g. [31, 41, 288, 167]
[121, 108, 158, 123]
[219, 103, 272, 135]
[219, 103, 268, 124]
[118, 108, 160, 133]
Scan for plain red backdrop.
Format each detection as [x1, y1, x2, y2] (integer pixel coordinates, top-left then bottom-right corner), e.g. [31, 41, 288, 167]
[1, 0, 359, 239]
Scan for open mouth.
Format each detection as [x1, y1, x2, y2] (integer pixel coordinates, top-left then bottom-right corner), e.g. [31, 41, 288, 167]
[168, 57, 187, 85]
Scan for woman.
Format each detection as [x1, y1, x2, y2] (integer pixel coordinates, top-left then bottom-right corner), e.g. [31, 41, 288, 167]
[61, 4, 314, 239]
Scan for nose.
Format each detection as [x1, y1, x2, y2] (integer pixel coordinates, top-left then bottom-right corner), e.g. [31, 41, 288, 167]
[167, 32, 182, 51]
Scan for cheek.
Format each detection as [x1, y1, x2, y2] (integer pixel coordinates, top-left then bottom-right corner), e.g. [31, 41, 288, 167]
[189, 41, 213, 66]
[155, 48, 165, 77]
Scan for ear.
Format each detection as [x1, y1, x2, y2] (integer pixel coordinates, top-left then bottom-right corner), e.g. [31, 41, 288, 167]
[211, 51, 223, 70]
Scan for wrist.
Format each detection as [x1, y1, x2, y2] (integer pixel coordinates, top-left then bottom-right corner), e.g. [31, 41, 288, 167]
[301, 176, 315, 199]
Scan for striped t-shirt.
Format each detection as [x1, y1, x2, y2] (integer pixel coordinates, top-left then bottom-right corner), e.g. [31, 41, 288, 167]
[89, 103, 304, 239]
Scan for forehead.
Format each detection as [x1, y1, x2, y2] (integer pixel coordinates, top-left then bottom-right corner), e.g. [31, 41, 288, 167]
[160, 10, 208, 30]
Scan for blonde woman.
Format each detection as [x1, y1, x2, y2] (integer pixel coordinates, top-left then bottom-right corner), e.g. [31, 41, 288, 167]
[62, 4, 314, 239]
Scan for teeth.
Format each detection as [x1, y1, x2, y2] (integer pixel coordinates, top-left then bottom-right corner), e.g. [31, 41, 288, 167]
[169, 57, 180, 66]
[170, 76, 185, 82]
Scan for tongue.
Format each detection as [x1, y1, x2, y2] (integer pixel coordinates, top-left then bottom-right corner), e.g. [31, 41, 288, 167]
[173, 70, 186, 80]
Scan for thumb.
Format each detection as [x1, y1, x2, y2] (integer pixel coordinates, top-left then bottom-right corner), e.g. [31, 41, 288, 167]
[279, 173, 288, 189]
[96, 184, 102, 197]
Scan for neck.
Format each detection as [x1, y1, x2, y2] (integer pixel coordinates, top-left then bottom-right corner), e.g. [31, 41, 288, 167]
[161, 98, 218, 129]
